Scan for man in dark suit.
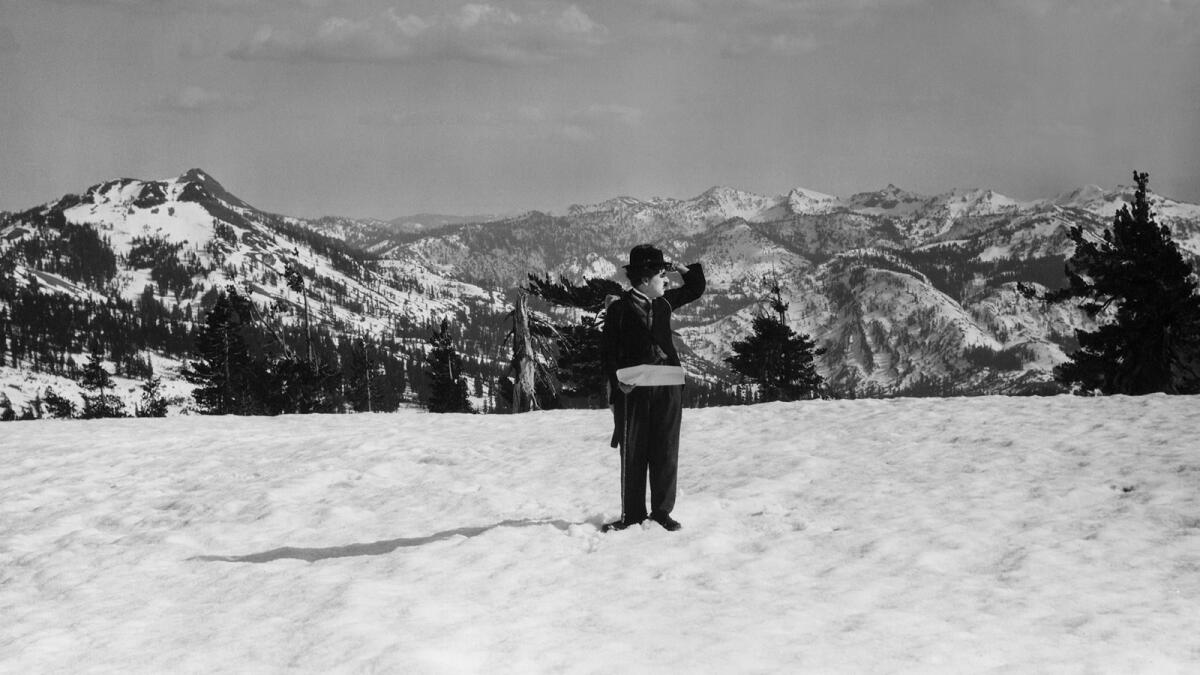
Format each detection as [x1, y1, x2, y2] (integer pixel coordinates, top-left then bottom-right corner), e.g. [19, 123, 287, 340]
[601, 244, 705, 532]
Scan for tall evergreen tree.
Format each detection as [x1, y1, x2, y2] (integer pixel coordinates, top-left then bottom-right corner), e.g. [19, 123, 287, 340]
[183, 287, 262, 415]
[1026, 172, 1200, 394]
[284, 259, 315, 363]
[382, 356, 407, 407]
[340, 334, 403, 413]
[553, 316, 607, 405]
[0, 308, 8, 365]
[725, 279, 825, 402]
[345, 336, 385, 413]
[423, 318, 473, 413]
[79, 348, 125, 418]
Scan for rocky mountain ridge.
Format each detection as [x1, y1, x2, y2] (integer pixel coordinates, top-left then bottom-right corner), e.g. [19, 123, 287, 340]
[353, 178, 1200, 395]
[3, 169, 1199, 413]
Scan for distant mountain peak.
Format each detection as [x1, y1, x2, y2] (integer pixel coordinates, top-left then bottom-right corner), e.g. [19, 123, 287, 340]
[785, 187, 841, 214]
[567, 195, 653, 218]
[174, 168, 251, 209]
[1052, 184, 1110, 208]
[179, 168, 215, 183]
[686, 186, 780, 224]
[694, 185, 773, 206]
[929, 187, 1022, 216]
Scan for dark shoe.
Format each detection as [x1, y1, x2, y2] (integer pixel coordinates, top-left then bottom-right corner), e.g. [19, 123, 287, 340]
[601, 517, 643, 533]
[650, 513, 682, 531]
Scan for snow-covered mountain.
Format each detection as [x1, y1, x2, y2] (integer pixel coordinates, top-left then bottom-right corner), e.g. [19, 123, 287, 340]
[3, 170, 1199, 413]
[0, 169, 505, 414]
[9, 169, 499, 326]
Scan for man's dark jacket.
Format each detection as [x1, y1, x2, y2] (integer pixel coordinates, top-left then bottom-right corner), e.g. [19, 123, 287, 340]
[602, 263, 705, 446]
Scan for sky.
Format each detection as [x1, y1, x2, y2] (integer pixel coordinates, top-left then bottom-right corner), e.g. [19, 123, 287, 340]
[1, 0, 1198, 219]
[2, 397, 1199, 671]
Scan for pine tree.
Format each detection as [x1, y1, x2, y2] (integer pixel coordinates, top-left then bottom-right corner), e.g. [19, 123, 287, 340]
[183, 287, 262, 415]
[423, 318, 473, 413]
[382, 356, 407, 407]
[79, 348, 125, 418]
[0, 308, 8, 365]
[136, 376, 169, 417]
[265, 356, 340, 414]
[522, 273, 621, 408]
[346, 336, 386, 413]
[725, 278, 825, 402]
[284, 259, 314, 363]
[554, 316, 607, 406]
[1027, 172, 1200, 394]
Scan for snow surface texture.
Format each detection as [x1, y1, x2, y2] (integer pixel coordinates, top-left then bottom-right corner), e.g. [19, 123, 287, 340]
[3, 396, 1199, 673]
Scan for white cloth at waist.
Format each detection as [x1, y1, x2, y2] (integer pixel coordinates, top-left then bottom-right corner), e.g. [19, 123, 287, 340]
[615, 364, 686, 388]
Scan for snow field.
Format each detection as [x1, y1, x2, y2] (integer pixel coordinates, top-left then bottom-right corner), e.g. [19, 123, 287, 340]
[2, 395, 1199, 673]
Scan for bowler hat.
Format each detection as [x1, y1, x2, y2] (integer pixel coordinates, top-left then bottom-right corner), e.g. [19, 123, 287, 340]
[623, 244, 672, 272]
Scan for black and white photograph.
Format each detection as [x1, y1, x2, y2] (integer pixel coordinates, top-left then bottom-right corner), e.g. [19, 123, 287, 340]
[2, 0, 1199, 671]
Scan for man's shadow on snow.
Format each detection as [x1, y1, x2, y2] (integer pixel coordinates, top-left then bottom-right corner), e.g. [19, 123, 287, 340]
[191, 517, 604, 564]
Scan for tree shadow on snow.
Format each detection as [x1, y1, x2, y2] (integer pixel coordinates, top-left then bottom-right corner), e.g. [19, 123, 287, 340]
[191, 516, 605, 564]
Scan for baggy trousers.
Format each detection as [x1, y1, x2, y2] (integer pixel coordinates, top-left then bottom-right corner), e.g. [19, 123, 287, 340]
[619, 384, 683, 521]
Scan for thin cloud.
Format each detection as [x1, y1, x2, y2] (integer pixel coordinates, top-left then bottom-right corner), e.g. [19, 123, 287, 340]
[634, 0, 936, 54]
[232, 19, 416, 63]
[230, 3, 608, 66]
[634, 0, 833, 56]
[641, 0, 927, 22]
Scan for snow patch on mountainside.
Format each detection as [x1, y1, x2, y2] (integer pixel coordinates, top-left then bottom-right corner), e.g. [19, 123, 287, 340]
[0, 357, 193, 418]
[561, 252, 620, 280]
[568, 185, 844, 232]
[64, 200, 214, 271]
[937, 188, 1026, 218]
[1052, 185, 1200, 222]
[974, 213, 1075, 262]
[693, 220, 812, 291]
[818, 264, 1006, 391]
[663, 187, 781, 232]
